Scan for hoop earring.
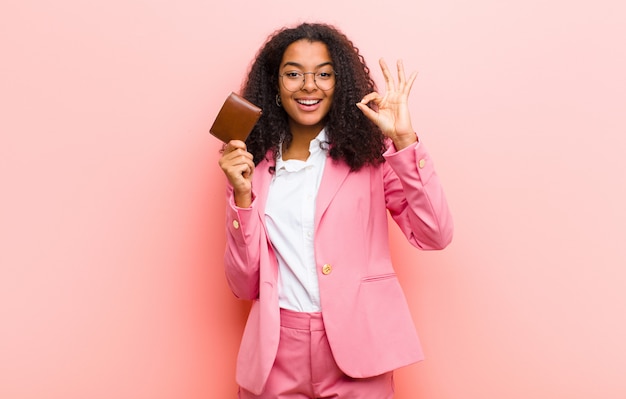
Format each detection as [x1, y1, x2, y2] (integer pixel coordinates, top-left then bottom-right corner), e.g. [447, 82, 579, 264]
[275, 94, 282, 107]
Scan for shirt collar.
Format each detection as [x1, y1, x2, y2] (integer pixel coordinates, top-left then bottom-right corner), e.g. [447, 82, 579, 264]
[310, 128, 328, 152]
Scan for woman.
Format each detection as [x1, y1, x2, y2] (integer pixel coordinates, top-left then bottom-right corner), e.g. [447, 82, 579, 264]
[218, 22, 453, 398]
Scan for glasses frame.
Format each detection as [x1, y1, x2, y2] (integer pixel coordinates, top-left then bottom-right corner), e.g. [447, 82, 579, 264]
[279, 70, 338, 92]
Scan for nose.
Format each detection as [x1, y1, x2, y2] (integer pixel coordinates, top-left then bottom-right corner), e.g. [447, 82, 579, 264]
[302, 72, 317, 91]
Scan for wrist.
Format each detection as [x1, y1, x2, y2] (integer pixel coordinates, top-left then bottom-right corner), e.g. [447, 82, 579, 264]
[234, 190, 253, 208]
[392, 132, 419, 150]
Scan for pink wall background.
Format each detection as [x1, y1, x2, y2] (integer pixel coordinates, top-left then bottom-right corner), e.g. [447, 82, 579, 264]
[1, 0, 625, 398]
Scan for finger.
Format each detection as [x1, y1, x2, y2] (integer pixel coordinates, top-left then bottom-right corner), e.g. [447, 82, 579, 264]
[224, 139, 247, 154]
[230, 151, 254, 168]
[241, 164, 253, 179]
[379, 58, 395, 93]
[222, 141, 253, 162]
[221, 151, 251, 168]
[356, 102, 379, 124]
[404, 70, 419, 96]
[228, 158, 254, 179]
[359, 92, 381, 106]
[397, 59, 406, 88]
[219, 146, 253, 173]
[232, 162, 252, 179]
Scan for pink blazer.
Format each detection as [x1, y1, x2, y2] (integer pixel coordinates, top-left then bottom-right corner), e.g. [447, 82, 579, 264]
[223, 141, 453, 395]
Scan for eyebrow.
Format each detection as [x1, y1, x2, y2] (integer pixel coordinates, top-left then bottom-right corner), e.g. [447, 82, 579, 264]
[281, 61, 334, 69]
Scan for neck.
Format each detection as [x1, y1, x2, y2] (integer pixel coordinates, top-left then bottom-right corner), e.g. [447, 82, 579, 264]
[282, 127, 323, 161]
[289, 121, 324, 142]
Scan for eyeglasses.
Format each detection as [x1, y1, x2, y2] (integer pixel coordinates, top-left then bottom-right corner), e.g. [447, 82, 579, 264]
[279, 70, 337, 92]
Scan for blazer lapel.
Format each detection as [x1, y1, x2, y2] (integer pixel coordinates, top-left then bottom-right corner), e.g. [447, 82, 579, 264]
[253, 156, 275, 217]
[315, 157, 351, 227]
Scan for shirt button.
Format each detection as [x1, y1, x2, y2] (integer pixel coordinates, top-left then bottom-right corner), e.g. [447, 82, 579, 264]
[232, 220, 240, 229]
[418, 159, 426, 169]
[322, 264, 332, 275]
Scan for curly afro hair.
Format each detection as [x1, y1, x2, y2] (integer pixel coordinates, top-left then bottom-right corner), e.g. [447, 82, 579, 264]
[241, 22, 387, 171]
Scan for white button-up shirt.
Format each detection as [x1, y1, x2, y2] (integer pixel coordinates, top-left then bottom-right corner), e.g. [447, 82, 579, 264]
[265, 129, 327, 312]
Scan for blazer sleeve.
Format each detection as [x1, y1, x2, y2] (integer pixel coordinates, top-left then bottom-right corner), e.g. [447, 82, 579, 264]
[223, 184, 263, 300]
[382, 141, 454, 250]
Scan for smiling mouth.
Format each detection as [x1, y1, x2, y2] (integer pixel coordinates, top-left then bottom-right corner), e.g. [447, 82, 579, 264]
[296, 99, 321, 106]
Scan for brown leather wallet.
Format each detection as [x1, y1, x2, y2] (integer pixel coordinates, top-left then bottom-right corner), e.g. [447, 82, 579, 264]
[209, 92, 262, 143]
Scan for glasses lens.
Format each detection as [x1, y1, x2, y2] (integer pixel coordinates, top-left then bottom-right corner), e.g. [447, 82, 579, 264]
[282, 72, 303, 92]
[315, 71, 335, 90]
[281, 71, 336, 92]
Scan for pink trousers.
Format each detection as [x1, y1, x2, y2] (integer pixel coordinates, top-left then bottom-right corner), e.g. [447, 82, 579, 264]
[238, 308, 394, 399]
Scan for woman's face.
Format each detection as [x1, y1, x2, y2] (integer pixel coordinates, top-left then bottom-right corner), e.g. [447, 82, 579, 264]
[278, 40, 335, 136]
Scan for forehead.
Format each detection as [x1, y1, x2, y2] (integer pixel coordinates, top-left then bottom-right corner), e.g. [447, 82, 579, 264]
[280, 40, 332, 69]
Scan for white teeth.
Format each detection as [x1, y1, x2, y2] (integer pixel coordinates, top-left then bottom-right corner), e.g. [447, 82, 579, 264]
[297, 99, 320, 105]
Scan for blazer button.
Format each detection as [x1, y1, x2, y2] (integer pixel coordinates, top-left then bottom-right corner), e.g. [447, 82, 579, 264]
[322, 264, 332, 275]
